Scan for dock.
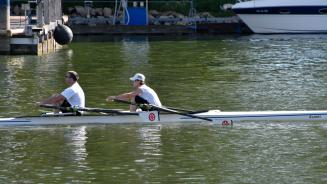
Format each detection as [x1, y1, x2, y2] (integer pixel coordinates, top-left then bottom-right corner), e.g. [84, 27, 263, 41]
[0, 0, 252, 55]
[0, 0, 64, 55]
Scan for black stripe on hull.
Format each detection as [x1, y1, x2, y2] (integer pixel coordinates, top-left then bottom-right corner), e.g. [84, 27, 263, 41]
[233, 6, 327, 15]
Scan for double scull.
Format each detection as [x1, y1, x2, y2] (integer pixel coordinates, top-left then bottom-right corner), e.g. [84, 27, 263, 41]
[0, 110, 327, 126]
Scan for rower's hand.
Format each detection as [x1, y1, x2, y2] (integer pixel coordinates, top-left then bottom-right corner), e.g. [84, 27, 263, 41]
[106, 96, 116, 102]
[35, 102, 41, 106]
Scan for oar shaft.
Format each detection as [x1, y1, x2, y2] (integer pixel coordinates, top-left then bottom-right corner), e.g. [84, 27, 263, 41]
[113, 99, 196, 113]
[150, 104, 213, 122]
[113, 99, 212, 122]
[39, 104, 128, 114]
[39, 104, 72, 112]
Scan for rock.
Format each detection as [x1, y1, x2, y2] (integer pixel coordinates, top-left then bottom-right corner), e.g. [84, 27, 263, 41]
[95, 8, 103, 16]
[90, 8, 96, 17]
[153, 21, 160, 25]
[68, 7, 75, 14]
[162, 11, 174, 16]
[173, 12, 185, 19]
[149, 10, 160, 17]
[91, 8, 102, 17]
[103, 7, 112, 17]
[148, 14, 155, 20]
[70, 13, 77, 17]
[75, 6, 86, 17]
[176, 21, 187, 26]
[69, 17, 87, 25]
[199, 12, 215, 18]
[168, 15, 175, 19]
[164, 22, 172, 26]
[159, 15, 169, 20]
[158, 11, 185, 19]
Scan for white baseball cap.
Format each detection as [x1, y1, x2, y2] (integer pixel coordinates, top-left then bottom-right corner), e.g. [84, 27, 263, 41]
[130, 73, 145, 81]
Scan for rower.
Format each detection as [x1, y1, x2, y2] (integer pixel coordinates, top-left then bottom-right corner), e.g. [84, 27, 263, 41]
[106, 73, 162, 111]
[38, 71, 85, 115]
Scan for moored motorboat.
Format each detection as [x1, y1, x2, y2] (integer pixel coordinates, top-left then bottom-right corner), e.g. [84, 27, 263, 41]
[232, 0, 327, 33]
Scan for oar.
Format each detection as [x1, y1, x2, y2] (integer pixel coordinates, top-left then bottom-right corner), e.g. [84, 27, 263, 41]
[113, 99, 213, 122]
[113, 99, 201, 113]
[149, 104, 213, 122]
[39, 104, 134, 115]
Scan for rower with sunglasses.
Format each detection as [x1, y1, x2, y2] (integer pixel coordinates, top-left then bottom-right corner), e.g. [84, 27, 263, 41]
[106, 73, 162, 111]
[38, 71, 85, 115]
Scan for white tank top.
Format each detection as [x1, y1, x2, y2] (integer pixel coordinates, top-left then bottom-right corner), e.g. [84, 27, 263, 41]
[61, 82, 85, 108]
[139, 84, 162, 107]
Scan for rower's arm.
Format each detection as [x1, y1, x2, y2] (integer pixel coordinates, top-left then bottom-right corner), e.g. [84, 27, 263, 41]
[116, 92, 134, 100]
[107, 89, 141, 102]
[40, 94, 66, 105]
[107, 92, 132, 102]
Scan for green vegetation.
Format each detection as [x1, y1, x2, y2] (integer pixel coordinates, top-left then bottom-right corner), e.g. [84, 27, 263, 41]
[194, 0, 237, 16]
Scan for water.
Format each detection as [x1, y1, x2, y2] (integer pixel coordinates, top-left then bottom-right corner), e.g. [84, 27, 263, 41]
[0, 34, 326, 183]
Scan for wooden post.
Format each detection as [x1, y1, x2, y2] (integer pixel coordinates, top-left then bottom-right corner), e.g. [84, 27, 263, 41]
[0, 0, 10, 30]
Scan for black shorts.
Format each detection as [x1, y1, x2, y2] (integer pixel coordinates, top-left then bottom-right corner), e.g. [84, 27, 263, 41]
[60, 99, 81, 116]
[135, 96, 149, 104]
[135, 96, 153, 111]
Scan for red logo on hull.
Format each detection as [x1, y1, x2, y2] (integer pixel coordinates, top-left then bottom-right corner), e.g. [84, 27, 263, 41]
[148, 113, 156, 121]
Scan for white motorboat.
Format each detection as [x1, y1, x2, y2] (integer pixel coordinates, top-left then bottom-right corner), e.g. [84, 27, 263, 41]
[232, 0, 327, 33]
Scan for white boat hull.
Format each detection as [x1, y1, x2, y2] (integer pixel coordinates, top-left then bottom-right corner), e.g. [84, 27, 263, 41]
[232, 0, 327, 33]
[237, 14, 327, 34]
[1, 110, 327, 126]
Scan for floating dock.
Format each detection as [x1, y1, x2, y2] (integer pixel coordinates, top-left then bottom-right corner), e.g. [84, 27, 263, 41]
[0, 0, 64, 55]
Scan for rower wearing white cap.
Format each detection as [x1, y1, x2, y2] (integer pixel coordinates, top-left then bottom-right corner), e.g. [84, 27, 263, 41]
[106, 73, 162, 111]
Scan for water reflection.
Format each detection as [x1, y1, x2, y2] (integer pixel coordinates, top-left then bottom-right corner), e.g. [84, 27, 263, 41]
[66, 126, 89, 162]
[2, 57, 21, 108]
[121, 36, 150, 65]
[135, 125, 162, 173]
[203, 35, 327, 111]
[0, 50, 73, 116]
[2, 35, 327, 116]
[1, 35, 327, 183]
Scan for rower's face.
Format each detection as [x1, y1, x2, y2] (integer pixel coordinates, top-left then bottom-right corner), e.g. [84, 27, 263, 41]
[133, 80, 141, 88]
[65, 73, 74, 85]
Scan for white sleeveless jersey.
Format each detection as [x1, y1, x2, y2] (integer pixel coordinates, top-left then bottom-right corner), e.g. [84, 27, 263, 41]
[61, 82, 85, 108]
[139, 84, 162, 107]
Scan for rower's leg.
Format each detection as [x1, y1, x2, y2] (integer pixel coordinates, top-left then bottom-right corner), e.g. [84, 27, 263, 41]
[129, 105, 137, 111]
[49, 94, 64, 113]
[130, 96, 137, 111]
[59, 99, 71, 113]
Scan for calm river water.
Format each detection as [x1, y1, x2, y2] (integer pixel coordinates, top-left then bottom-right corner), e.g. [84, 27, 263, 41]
[0, 34, 326, 183]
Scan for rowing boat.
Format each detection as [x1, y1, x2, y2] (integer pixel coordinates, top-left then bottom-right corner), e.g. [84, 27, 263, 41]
[1, 110, 327, 126]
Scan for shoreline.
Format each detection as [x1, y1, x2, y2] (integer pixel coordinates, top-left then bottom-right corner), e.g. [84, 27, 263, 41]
[69, 23, 252, 35]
